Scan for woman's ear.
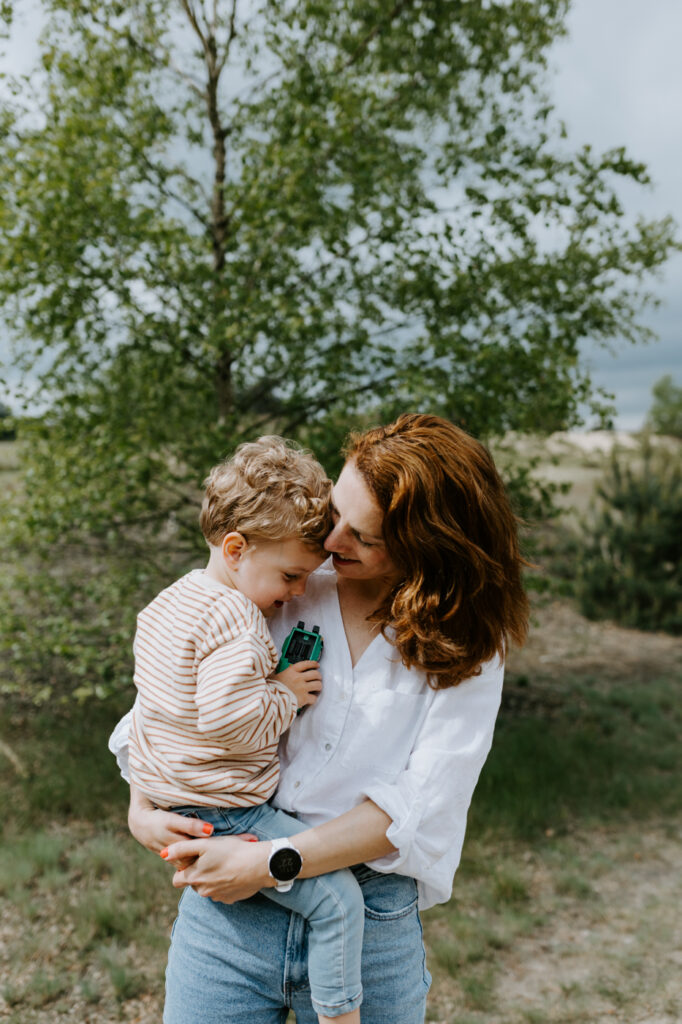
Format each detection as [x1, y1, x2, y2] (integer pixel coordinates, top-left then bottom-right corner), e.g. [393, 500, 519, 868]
[221, 532, 248, 568]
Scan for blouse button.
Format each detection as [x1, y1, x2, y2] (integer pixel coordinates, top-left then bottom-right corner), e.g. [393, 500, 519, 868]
[324, 743, 332, 751]
[294, 781, 301, 788]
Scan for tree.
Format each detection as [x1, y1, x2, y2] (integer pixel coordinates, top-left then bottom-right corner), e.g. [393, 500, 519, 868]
[647, 374, 682, 439]
[0, 0, 678, 699]
[0, 0, 678, 545]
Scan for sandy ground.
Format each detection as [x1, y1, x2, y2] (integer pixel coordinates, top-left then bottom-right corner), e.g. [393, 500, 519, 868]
[426, 819, 682, 1024]
[507, 600, 682, 682]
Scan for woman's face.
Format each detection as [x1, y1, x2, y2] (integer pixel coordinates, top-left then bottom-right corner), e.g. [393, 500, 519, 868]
[324, 461, 399, 582]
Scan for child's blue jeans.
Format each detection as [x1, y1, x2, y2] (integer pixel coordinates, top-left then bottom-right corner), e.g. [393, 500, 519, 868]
[171, 802, 363, 1018]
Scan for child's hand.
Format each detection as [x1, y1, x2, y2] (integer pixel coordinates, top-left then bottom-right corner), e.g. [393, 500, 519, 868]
[128, 786, 259, 872]
[129, 784, 213, 854]
[272, 660, 322, 709]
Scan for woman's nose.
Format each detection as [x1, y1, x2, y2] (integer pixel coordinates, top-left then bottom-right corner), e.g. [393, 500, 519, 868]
[324, 521, 344, 551]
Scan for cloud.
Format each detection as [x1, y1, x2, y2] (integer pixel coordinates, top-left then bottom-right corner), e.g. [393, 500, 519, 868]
[552, 0, 682, 427]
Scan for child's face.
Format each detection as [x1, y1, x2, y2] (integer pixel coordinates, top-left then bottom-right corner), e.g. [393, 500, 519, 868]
[227, 535, 325, 616]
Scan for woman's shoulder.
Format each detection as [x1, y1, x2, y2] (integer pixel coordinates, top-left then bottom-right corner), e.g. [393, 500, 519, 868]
[430, 653, 505, 709]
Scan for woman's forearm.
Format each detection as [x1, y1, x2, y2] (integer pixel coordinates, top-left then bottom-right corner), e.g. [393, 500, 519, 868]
[165, 799, 397, 902]
[295, 799, 396, 878]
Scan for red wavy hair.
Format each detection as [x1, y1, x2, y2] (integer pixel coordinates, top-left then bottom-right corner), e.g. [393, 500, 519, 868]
[345, 413, 529, 688]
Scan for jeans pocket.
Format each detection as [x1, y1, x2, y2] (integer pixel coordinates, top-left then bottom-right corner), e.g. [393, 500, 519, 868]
[360, 873, 419, 921]
[363, 896, 418, 921]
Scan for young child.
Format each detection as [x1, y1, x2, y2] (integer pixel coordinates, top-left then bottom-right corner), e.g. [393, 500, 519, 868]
[129, 436, 364, 1024]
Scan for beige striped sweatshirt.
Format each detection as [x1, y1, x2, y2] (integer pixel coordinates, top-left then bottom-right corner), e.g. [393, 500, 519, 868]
[129, 569, 297, 809]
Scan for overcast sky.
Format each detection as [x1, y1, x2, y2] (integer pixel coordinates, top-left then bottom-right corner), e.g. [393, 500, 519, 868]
[551, 0, 682, 428]
[3, 0, 681, 429]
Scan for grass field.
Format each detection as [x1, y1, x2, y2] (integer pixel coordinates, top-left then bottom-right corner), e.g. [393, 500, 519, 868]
[1, 602, 680, 1023]
[1, 436, 681, 1022]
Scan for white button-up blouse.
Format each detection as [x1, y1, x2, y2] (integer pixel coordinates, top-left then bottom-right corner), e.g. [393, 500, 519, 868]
[109, 562, 504, 910]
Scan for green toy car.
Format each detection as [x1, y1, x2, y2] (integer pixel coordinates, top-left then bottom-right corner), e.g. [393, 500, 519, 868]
[275, 621, 323, 672]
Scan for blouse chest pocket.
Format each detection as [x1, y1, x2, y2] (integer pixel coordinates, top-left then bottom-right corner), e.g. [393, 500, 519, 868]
[338, 689, 427, 778]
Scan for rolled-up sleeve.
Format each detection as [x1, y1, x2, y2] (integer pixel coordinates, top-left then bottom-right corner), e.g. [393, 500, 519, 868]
[360, 656, 504, 908]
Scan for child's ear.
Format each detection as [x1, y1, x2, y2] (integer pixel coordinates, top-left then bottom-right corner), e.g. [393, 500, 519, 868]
[222, 532, 248, 567]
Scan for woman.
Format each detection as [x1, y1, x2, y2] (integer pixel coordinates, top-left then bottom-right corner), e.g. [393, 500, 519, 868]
[110, 413, 528, 1023]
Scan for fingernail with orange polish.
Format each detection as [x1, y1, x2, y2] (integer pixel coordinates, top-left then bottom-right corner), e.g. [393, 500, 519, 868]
[202, 823, 214, 835]
[160, 848, 168, 859]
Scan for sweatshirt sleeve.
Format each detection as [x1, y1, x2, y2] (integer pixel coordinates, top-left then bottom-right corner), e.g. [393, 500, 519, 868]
[194, 628, 297, 750]
[360, 656, 504, 904]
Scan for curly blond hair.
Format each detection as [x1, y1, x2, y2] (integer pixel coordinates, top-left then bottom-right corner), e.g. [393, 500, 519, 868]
[200, 436, 332, 551]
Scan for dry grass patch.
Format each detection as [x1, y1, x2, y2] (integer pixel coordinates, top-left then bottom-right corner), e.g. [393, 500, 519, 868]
[425, 821, 682, 1024]
[0, 823, 174, 1023]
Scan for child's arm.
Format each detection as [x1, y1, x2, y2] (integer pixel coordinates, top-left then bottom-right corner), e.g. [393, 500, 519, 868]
[194, 632, 300, 749]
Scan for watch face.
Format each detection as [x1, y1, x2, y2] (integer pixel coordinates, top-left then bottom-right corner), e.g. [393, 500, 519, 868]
[270, 846, 302, 882]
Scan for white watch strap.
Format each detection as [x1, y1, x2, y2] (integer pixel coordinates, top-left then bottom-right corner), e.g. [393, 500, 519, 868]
[268, 837, 302, 893]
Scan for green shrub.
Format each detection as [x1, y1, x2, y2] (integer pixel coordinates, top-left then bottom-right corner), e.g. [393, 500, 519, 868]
[576, 440, 682, 634]
[0, 403, 15, 442]
[647, 374, 682, 438]
[0, 480, 186, 705]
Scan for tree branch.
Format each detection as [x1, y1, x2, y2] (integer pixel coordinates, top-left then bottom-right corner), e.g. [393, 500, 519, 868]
[277, 374, 400, 435]
[342, 0, 415, 70]
[122, 28, 206, 97]
[136, 150, 211, 229]
[217, 0, 239, 74]
[179, 1, 234, 418]
[179, 0, 209, 56]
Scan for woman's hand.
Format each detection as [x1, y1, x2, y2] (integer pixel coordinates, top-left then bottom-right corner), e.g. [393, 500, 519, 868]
[164, 835, 273, 903]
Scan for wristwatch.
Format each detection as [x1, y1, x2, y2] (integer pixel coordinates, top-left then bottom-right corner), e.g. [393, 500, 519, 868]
[268, 837, 303, 893]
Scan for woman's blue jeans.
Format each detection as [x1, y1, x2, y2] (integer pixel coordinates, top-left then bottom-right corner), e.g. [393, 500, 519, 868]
[164, 860, 432, 1023]
[168, 803, 364, 1018]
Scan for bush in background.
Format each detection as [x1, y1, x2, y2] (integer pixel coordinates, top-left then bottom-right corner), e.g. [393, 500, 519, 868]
[0, 401, 14, 441]
[647, 374, 682, 439]
[576, 439, 682, 634]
